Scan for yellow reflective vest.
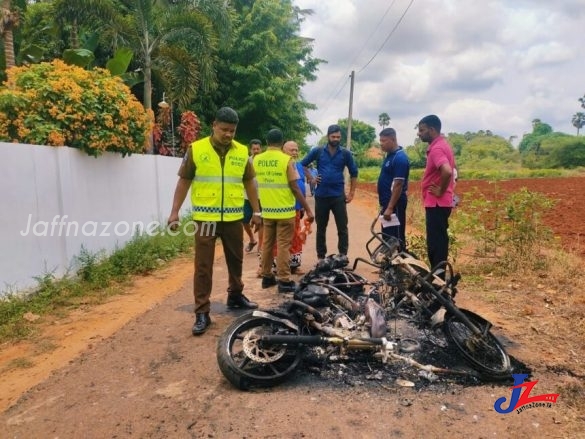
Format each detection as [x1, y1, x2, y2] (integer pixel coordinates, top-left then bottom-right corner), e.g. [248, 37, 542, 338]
[191, 137, 248, 222]
[254, 149, 296, 220]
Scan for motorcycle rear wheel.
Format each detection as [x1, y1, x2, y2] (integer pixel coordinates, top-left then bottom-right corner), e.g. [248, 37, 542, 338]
[217, 313, 302, 390]
[443, 309, 511, 378]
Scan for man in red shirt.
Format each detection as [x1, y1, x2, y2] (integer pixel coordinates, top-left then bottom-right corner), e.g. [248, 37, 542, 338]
[418, 115, 456, 273]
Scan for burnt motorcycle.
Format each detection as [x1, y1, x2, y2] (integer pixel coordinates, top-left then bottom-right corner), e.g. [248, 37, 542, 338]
[216, 224, 511, 390]
[355, 218, 512, 379]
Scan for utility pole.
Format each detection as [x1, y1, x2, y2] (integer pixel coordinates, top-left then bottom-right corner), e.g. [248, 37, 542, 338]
[347, 70, 355, 150]
[344, 71, 355, 187]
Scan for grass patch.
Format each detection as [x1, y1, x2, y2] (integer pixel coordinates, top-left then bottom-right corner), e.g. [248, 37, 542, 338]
[4, 357, 35, 370]
[357, 166, 579, 183]
[562, 382, 585, 411]
[0, 218, 194, 344]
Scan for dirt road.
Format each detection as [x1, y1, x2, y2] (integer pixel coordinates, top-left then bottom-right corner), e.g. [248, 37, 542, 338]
[1, 189, 582, 438]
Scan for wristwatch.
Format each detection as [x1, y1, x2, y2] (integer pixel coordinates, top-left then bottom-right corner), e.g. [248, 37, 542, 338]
[253, 212, 262, 217]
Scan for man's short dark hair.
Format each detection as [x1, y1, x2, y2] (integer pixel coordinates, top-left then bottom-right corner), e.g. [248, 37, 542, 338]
[249, 139, 261, 146]
[327, 124, 341, 135]
[418, 114, 441, 132]
[379, 127, 396, 138]
[266, 128, 284, 145]
[215, 107, 239, 124]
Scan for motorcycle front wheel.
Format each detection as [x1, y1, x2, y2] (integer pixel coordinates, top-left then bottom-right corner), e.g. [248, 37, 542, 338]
[216, 313, 302, 390]
[443, 309, 511, 378]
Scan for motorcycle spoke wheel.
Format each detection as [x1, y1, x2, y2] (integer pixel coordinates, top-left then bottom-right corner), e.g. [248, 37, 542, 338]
[443, 309, 511, 378]
[217, 314, 302, 390]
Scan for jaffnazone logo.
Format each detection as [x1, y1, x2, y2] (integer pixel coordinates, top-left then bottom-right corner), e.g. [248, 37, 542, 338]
[19, 214, 216, 238]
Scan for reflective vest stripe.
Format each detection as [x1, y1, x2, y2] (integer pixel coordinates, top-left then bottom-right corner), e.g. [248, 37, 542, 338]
[192, 206, 244, 214]
[194, 176, 241, 183]
[262, 206, 296, 214]
[257, 183, 290, 189]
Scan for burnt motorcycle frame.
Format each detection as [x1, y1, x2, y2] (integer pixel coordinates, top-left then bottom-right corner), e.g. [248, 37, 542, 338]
[353, 217, 511, 378]
[216, 221, 512, 390]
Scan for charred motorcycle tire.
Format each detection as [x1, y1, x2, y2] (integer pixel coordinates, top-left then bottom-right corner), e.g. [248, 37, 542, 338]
[216, 313, 302, 390]
[443, 309, 511, 378]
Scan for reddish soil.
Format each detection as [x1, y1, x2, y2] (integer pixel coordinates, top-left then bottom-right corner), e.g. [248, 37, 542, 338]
[1, 185, 584, 438]
[360, 176, 585, 257]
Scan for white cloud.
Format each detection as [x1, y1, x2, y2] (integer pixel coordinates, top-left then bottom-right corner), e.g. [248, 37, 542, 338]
[516, 42, 574, 70]
[294, 0, 584, 145]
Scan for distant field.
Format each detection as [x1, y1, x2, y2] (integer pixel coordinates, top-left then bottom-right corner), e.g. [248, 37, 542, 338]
[358, 176, 585, 258]
[356, 166, 573, 183]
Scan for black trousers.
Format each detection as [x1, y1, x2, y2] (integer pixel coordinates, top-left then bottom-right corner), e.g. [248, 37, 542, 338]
[315, 195, 348, 258]
[425, 206, 452, 270]
[381, 197, 408, 251]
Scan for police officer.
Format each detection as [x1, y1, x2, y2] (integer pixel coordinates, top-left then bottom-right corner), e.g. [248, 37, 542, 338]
[167, 107, 260, 336]
[255, 129, 314, 293]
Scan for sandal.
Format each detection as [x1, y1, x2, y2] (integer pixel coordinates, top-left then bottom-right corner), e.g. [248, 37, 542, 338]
[245, 241, 258, 253]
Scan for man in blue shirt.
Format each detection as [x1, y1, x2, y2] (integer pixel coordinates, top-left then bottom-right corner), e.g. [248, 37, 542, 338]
[302, 124, 359, 259]
[377, 127, 410, 250]
[308, 165, 318, 196]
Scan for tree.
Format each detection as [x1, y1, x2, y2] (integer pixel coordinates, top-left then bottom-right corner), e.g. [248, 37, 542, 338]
[198, 0, 322, 142]
[572, 112, 585, 135]
[0, 0, 20, 68]
[548, 137, 585, 168]
[446, 132, 466, 157]
[336, 118, 376, 156]
[378, 112, 390, 129]
[519, 119, 553, 153]
[579, 95, 585, 110]
[15, 1, 64, 65]
[53, 0, 118, 51]
[531, 118, 552, 136]
[52, 0, 232, 111]
[405, 138, 426, 169]
[458, 135, 519, 168]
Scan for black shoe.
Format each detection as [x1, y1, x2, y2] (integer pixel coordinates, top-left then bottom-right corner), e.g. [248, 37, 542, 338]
[278, 280, 296, 294]
[261, 276, 277, 289]
[227, 293, 258, 309]
[192, 313, 211, 336]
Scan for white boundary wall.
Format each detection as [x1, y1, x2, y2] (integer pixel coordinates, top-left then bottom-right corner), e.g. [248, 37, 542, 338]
[1, 142, 189, 296]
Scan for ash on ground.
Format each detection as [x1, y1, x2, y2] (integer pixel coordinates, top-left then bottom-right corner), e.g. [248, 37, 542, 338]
[290, 318, 530, 392]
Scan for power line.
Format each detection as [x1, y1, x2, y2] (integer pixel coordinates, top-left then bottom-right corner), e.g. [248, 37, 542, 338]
[313, 1, 399, 120]
[358, 0, 416, 74]
[314, 75, 350, 120]
[348, 0, 398, 71]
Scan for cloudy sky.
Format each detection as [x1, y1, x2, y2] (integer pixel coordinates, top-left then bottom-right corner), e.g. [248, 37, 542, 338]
[294, 0, 585, 147]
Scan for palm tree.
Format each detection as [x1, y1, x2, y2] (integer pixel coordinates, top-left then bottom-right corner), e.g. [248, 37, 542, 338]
[53, 0, 118, 50]
[53, 0, 232, 111]
[378, 112, 390, 129]
[0, 0, 19, 68]
[572, 112, 585, 136]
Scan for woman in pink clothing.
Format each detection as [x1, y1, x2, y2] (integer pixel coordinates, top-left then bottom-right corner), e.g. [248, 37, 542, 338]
[417, 114, 457, 274]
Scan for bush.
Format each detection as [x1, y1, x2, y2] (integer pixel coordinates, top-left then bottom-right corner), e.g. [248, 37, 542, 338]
[454, 187, 555, 271]
[0, 59, 150, 157]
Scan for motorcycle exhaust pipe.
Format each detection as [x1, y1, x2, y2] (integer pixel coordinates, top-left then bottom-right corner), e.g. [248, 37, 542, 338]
[260, 335, 390, 348]
[260, 335, 327, 346]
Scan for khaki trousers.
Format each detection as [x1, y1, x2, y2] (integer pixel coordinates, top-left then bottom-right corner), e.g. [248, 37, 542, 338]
[261, 217, 295, 282]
